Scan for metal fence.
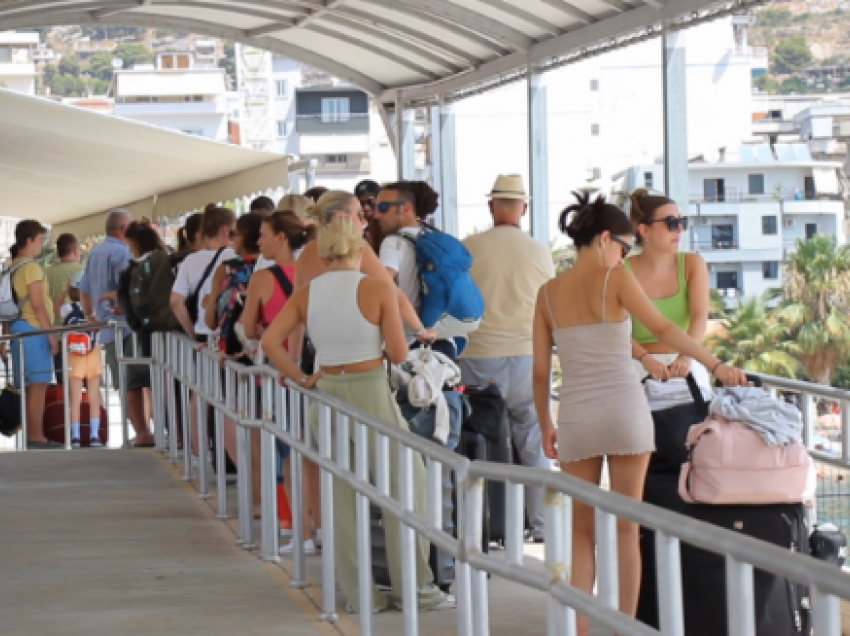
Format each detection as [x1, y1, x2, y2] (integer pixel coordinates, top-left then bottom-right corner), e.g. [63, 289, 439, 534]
[132, 331, 849, 636]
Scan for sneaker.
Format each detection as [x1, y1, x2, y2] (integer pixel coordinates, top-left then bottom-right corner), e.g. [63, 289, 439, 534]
[424, 594, 457, 612]
[71, 438, 81, 449]
[89, 438, 104, 449]
[280, 538, 317, 556]
[280, 528, 293, 539]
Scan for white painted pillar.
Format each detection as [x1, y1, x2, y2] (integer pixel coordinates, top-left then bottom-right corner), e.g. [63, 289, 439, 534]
[528, 69, 550, 245]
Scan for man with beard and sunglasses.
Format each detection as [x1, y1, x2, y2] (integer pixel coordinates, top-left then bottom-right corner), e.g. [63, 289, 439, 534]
[354, 179, 383, 250]
[625, 189, 712, 394]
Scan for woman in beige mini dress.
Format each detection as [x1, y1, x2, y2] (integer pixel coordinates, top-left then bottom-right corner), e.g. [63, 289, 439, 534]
[532, 192, 746, 635]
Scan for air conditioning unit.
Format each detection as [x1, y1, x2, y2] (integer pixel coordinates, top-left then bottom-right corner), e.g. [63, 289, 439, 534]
[784, 218, 795, 228]
[699, 217, 710, 225]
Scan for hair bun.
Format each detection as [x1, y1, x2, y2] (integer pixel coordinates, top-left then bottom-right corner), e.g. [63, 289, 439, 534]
[560, 190, 605, 241]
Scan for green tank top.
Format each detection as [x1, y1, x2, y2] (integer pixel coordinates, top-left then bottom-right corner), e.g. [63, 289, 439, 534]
[624, 252, 690, 345]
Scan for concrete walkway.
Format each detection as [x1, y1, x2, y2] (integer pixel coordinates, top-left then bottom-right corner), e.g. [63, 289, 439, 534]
[0, 450, 338, 636]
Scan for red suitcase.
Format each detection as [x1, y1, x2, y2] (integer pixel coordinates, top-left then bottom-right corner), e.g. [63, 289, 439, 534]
[44, 384, 109, 447]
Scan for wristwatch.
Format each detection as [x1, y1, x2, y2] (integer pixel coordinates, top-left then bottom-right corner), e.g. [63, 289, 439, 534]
[299, 375, 308, 386]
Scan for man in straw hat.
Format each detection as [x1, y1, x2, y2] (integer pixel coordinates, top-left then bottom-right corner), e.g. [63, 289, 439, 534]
[460, 174, 555, 542]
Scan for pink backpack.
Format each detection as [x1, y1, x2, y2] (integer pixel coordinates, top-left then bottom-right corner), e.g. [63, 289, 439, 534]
[678, 414, 814, 504]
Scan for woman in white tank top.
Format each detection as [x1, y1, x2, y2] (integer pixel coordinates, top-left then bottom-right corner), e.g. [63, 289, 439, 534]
[262, 215, 452, 614]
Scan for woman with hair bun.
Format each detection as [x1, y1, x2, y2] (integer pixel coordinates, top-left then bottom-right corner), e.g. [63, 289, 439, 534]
[262, 218, 453, 614]
[625, 188, 711, 388]
[531, 191, 746, 635]
[177, 213, 204, 254]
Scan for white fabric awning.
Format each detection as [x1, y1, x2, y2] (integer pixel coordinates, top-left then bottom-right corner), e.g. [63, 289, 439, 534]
[0, 89, 288, 232]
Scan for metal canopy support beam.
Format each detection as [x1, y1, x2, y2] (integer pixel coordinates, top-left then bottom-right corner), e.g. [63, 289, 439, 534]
[394, 92, 415, 180]
[662, 28, 689, 249]
[528, 69, 549, 245]
[438, 94, 459, 236]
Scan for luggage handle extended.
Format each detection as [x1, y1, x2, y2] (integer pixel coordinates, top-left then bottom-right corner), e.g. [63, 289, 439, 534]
[641, 372, 709, 418]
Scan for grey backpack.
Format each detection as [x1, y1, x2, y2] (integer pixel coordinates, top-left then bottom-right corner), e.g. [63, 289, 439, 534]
[0, 259, 33, 322]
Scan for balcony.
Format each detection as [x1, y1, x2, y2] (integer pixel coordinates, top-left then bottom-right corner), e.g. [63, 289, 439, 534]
[782, 199, 845, 215]
[114, 100, 227, 115]
[693, 240, 738, 251]
[299, 132, 370, 155]
[690, 191, 841, 205]
[0, 61, 36, 76]
[295, 112, 369, 134]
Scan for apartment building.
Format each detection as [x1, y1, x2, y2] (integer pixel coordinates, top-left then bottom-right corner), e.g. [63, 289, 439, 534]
[615, 144, 846, 304]
[114, 48, 228, 142]
[0, 31, 39, 95]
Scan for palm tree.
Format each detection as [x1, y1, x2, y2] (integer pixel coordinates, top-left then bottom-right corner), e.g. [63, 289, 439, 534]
[769, 234, 850, 385]
[706, 297, 801, 378]
[709, 289, 728, 319]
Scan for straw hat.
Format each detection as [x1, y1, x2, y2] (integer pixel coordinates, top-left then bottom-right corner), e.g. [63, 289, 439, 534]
[487, 174, 530, 200]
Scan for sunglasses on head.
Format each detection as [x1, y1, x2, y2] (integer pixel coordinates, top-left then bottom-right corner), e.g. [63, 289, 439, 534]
[649, 216, 688, 232]
[611, 236, 634, 258]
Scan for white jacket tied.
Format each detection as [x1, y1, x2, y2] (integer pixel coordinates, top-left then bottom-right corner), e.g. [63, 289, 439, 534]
[709, 387, 803, 447]
[391, 349, 461, 445]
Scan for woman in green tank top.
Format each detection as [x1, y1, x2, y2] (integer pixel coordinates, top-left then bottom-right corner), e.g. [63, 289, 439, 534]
[625, 189, 710, 386]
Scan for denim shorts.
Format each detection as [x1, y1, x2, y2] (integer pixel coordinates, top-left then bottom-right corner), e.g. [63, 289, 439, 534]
[10, 320, 53, 385]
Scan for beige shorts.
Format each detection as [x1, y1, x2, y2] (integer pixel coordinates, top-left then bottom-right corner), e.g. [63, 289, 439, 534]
[69, 345, 103, 380]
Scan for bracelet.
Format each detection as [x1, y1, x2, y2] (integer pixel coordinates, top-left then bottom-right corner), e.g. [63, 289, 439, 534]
[710, 361, 724, 375]
[299, 375, 308, 386]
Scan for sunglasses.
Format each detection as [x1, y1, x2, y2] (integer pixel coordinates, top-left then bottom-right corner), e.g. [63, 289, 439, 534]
[612, 236, 634, 258]
[360, 198, 376, 208]
[376, 201, 405, 213]
[648, 216, 688, 232]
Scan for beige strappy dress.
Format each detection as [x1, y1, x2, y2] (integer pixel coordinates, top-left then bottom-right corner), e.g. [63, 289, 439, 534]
[546, 269, 655, 463]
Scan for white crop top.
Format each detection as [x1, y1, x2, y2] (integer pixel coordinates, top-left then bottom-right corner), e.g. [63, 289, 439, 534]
[307, 271, 383, 367]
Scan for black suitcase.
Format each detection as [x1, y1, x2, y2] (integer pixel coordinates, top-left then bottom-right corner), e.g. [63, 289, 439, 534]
[680, 503, 812, 636]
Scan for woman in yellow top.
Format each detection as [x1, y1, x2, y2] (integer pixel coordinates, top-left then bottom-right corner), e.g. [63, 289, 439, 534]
[626, 189, 711, 390]
[6, 220, 59, 448]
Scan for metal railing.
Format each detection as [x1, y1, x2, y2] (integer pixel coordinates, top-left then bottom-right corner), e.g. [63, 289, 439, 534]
[0, 321, 141, 451]
[135, 330, 850, 636]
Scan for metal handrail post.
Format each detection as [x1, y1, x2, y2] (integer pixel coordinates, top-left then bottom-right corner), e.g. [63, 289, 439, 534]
[61, 332, 71, 450]
[166, 335, 180, 465]
[318, 403, 338, 621]
[545, 489, 574, 636]
[288, 388, 307, 587]
[260, 374, 280, 562]
[399, 443, 419, 636]
[17, 339, 27, 450]
[355, 420, 373, 635]
[115, 329, 130, 449]
[214, 362, 228, 520]
[237, 374, 255, 549]
[180, 341, 193, 481]
[152, 333, 165, 452]
[467, 477, 489, 636]
[196, 349, 210, 498]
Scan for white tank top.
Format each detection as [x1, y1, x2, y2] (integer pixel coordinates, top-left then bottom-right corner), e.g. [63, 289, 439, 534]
[307, 271, 383, 367]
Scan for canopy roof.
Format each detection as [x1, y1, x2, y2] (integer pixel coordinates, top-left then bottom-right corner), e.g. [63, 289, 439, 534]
[0, 89, 288, 230]
[0, 0, 763, 104]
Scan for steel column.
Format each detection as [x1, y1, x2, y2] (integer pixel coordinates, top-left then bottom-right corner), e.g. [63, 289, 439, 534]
[438, 94, 459, 235]
[528, 69, 549, 244]
[663, 28, 690, 249]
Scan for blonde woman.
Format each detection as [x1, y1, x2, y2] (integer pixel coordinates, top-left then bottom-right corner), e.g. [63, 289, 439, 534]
[261, 216, 452, 614]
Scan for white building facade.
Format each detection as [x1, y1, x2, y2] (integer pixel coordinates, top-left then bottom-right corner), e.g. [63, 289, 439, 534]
[616, 148, 846, 303]
[0, 31, 39, 95]
[114, 50, 228, 142]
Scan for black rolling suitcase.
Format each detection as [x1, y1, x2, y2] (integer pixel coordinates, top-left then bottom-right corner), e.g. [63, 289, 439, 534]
[681, 503, 812, 636]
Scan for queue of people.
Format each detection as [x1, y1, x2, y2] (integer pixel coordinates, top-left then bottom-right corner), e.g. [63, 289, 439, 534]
[1, 176, 750, 627]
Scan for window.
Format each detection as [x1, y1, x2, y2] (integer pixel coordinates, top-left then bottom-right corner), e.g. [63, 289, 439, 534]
[806, 223, 818, 240]
[711, 224, 734, 249]
[644, 172, 654, 189]
[591, 123, 600, 136]
[704, 178, 726, 202]
[321, 97, 350, 123]
[716, 271, 739, 291]
[590, 79, 599, 91]
[762, 216, 777, 235]
[326, 154, 348, 164]
[748, 174, 765, 195]
[763, 262, 780, 279]
[768, 109, 782, 119]
[276, 121, 289, 138]
[275, 80, 288, 99]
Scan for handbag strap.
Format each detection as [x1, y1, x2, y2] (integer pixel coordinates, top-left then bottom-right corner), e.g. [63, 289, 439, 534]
[642, 372, 709, 416]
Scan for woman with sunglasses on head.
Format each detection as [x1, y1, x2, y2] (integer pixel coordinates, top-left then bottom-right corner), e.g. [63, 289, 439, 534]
[625, 189, 711, 388]
[532, 192, 747, 636]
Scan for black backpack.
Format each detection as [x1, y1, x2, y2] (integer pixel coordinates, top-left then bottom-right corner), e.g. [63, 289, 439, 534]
[118, 251, 188, 333]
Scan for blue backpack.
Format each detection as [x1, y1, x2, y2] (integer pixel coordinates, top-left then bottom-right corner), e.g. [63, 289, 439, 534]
[401, 222, 484, 354]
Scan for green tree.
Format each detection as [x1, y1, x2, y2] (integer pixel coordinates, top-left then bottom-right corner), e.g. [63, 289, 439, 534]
[757, 8, 792, 27]
[43, 63, 58, 85]
[754, 74, 779, 94]
[706, 298, 801, 377]
[772, 36, 813, 74]
[219, 41, 236, 86]
[88, 50, 116, 81]
[709, 289, 728, 319]
[770, 235, 850, 385]
[57, 54, 82, 77]
[113, 43, 154, 69]
[779, 76, 809, 94]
